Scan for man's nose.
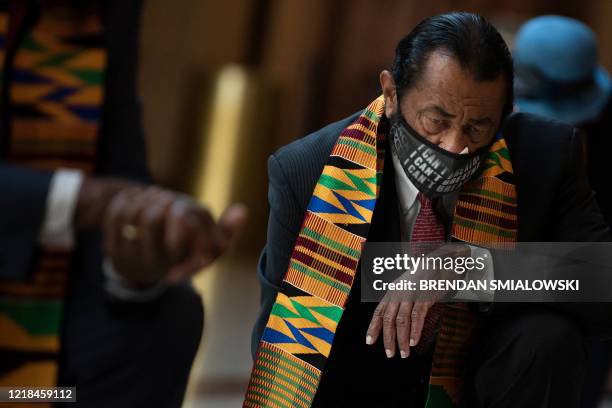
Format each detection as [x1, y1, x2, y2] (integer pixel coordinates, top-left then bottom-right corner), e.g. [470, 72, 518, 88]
[439, 130, 468, 154]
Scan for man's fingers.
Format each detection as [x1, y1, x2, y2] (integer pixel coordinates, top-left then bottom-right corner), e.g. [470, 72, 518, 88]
[218, 203, 248, 244]
[167, 201, 247, 268]
[164, 195, 197, 263]
[140, 188, 173, 267]
[100, 186, 243, 287]
[189, 203, 246, 264]
[165, 260, 194, 284]
[103, 187, 142, 258]
[366, 301, 386, 346]
[409, 302, 432, 348]
[382, 302, 400, 358]
[103, 187, 244, 285]
[166, 200, 226, 278]
[195, 203, 247, 261]
[396, 302, 414, 358]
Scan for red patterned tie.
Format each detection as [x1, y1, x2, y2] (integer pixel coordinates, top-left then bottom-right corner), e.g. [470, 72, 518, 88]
[411, 193, 446, 354]
[412, 193, 446, 242]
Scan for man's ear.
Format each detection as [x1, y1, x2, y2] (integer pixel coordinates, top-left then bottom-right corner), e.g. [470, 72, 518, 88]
[380, 70, 397, 119]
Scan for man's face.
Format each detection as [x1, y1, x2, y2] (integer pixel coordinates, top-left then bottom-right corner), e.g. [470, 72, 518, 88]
[381, 51, 506, 154]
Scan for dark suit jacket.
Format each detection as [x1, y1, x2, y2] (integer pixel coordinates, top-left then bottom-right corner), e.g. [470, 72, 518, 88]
[0, 2, 202, 406]
[252, 110, 612, 355]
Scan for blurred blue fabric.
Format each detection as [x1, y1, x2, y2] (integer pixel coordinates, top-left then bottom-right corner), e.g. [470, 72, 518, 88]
[514, 15, 611, 125]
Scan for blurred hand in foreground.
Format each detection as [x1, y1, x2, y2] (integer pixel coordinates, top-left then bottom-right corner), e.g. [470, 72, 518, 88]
[100, 185, 247, 288]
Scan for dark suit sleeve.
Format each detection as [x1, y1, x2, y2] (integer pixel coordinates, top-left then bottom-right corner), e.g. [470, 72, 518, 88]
[0, 164, 53, 281]
[552, 128, 611, 242]
[549, 129, 612, 338]
[251, 153, 306, 356]
[483, 129, 612, 335]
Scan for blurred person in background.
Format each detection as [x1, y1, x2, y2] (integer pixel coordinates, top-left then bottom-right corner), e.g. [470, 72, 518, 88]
[514, 15, 612, 408]
[247, 12, 610, 408]
[514, 15, 612, 225]
[0, 0, 245, 407]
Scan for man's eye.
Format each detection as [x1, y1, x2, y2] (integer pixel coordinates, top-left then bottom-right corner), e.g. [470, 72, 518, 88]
[424, 117, 444, 133]
[465, 125, 483, 139]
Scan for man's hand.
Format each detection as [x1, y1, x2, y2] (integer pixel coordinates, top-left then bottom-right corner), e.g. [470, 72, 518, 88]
[102, 186, 247, 288]
[75, 177, 144, 229]
[366, 298, 436, 359]
[365, 243, 469, 359]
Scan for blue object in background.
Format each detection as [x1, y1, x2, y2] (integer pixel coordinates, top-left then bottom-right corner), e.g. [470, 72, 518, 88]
[514, 15, 612, 125]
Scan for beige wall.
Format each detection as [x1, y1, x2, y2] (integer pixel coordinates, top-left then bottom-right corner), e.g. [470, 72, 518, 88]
[139, 0, 253, 188]
[139, 0, 612, 188]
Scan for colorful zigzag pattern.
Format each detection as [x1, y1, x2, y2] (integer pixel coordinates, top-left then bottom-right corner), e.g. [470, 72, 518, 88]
[0, 5, 105, 393]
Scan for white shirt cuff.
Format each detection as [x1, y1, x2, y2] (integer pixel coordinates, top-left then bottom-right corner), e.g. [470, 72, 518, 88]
[39, 169, 84, 249]
[103, 258, 168, 302]
[452, 245, 495, 302]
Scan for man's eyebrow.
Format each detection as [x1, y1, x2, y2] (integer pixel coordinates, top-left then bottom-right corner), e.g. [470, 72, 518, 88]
[468, 117, 494, 126]
[423, 105, 455, 118]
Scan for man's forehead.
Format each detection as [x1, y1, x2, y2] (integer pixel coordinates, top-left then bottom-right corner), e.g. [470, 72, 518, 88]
[408, 52, 506, 115]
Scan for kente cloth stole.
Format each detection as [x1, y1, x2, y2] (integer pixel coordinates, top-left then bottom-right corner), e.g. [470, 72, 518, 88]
[0, 4, 105, 395]
[244, 96, 517, 408]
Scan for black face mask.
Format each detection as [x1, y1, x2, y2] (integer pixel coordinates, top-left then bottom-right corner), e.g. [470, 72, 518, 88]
[389, 114, 488, 198]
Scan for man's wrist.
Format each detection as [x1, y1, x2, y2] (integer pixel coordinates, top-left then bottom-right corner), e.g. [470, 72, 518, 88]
[103, 258, 168, 302]
[447, 242, 472, 258]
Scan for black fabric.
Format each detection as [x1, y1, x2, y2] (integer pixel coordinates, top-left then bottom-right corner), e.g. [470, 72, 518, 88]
[390, 115, 484, 198]
[0, 165, 52, 281]
[571, 86, 612, 408]
[464, 310, 588, 408]
[96, 0, 151, 182]
[581, 97, 612, 227]
[58, 233, 203, 408]
[253, 110, 612, 406]
[502, 113, 610, 243]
